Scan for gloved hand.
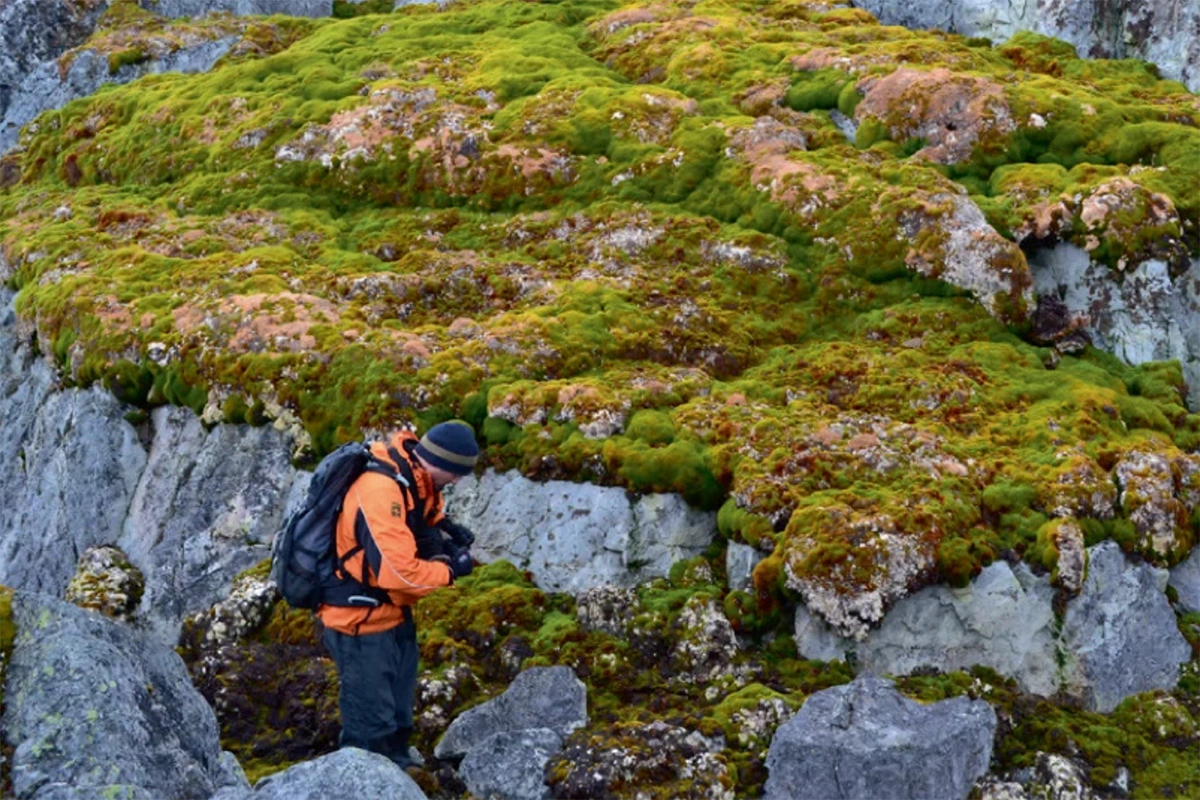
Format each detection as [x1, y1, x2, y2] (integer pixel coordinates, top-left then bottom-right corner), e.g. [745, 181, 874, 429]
[440, 519, 476, 548]
[449, 548, 474, 580]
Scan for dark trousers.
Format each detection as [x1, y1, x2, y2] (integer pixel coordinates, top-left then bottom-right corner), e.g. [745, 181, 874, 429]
[322, 618, 418, 748]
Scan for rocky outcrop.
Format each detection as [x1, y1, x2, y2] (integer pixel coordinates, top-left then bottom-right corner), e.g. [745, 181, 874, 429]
[0, 291, 147, 597]
[852, 0, 1200, 92]
[445, 469, 717, 593]
[211, 748, 427, 800]
[1030, 246, 1200, 411]
[2, 591, 248, 800]
[795, 543, 1191, 712]
[137, 0, 333, 17]
[0, 0, 111, 124]
[117, 405, 295, 644]
[1171, 546, 1200, 613]
[434, 666, 587, 761]
[458, 728, 563, 800]
[764, 673, 996, 800]
[1, 35, 240, 154]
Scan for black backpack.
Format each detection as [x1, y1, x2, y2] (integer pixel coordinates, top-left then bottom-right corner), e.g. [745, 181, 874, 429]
[271, 440, 426, 610]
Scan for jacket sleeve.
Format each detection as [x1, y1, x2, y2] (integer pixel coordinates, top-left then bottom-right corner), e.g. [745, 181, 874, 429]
[349, 473, 452, 595]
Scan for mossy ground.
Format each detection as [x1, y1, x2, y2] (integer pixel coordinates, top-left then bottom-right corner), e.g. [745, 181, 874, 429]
[1, 0, 1198, 790]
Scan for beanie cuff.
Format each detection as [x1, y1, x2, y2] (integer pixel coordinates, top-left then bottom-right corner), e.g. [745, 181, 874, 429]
[415, 440, 477, 476]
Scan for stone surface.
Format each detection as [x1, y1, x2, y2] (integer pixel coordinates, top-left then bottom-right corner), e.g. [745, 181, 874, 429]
[445, 469, 716, 593]
[1031, 245, 1199, 411]
[458, 728, 562, 800]
[64, 545, 145, 620]
[795, 560, 1059, 696]
[853, 0, 1200, 92]
[118, 405, 296, 645]
[248, 748, 427, 800]
[0, 380, 147, 596]
[0, 0, 110, 128]
[726, 541, 766, 593]
[138, 0, 333, 17]
[1, 591, 246, 800]
[1170, 546, 1200, 613]
[1059, 541, 1191, 712]
[1, 37, 240, 153]
[434, 666, 587, 760]
[764, 673, 996, 800]
[795, 543, 1190, 711]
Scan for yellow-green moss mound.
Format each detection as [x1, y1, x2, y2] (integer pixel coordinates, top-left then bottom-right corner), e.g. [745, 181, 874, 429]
[1, 0, 1198, 612]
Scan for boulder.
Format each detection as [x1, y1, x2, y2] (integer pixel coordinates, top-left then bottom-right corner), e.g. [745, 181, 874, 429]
[458, 728, 563, 800]
[0, 0, 110, 126]
[1059, 541, 1192, 712]
[1031, 245, 1199, 411]
[246, 748, 427, 800]
[445, 469, 716, 593]
[0, 384, 147, 596]
[1, 592, 248, 800]
[64, 545, 145, 620]
[852, 0, 1200, 92]
[118, 405, 296, 645]
[795, 559, 1060, 696]
[138, 0, 333, 17]
[726, 541, 765, 593]
[1170, 546, 1200, 613]
[764, 674, 996, 800]
[434, 666, 587, 760]
[1, 36, 240, 154]
[794, 542, 1191, 711]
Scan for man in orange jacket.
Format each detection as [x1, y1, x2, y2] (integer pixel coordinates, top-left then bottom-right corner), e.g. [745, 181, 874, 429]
[318, 420, 480, 769]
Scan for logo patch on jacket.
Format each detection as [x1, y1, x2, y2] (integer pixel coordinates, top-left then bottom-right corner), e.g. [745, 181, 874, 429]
[391, 501, 405, 518]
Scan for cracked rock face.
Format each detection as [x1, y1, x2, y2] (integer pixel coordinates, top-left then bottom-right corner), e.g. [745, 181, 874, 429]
[853, 0, 1200, 91]
[764, 673, 996, 800]
[1030, 246, 1200, 412]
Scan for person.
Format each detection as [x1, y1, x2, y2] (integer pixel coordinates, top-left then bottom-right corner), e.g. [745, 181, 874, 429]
[317, 420, 480, 769]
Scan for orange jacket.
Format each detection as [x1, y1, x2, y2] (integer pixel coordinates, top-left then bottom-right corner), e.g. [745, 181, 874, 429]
[317, 431, 453, 635]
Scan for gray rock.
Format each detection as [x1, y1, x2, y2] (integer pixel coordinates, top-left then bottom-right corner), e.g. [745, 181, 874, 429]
[118, 405, 296, 645]
[853, 0, 1200, 92]
[764, 673, 996, 800]
[445, 469, 716, 593]
[458, 728, 563, 800]
[726, 541, 766, 593]
[0, 384, 147, 596]
[138, 0, 333, 17]
[2, 36, 239, 154]
[435, 666, 587, 760]
[795, 542, 1190, 711]
[1170, 546, 1200, 613]
[250, 748, 427, 800]
[2, 592, 239, 800]
[1059, 541, 1191, 712]
[795, 560, 1060, 696]
[0, 0, 110, 122]
[1030, 244, 1200, 412]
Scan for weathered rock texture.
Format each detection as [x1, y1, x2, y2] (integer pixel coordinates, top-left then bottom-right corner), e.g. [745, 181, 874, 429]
[446, 469, 717, 593]
[434, 666, 587, 760]
[1, 591, 248, 800]
[458, 728, 562, 800]
[117, 404, 296, 644]
[1171, 546, 1200, 614]
[764, 673, 996, 800]
[138, 0, 333, 17]
[210, 747, 428, 800]
[1, 36, 240, 153]
[0, 0, 111, 125]
[795, 543, 1191, 711]
[853, 0, 1200, 92]
[1030, 246, 1200, 410]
